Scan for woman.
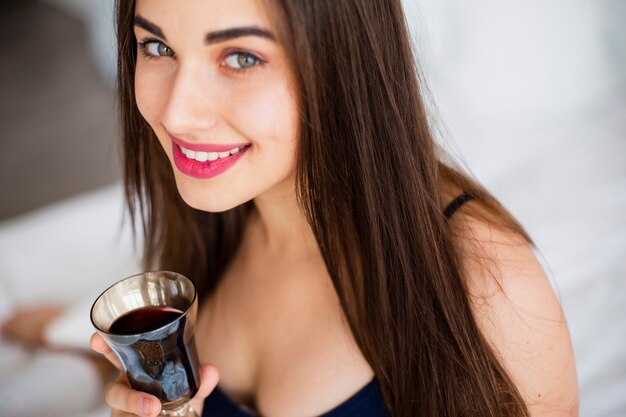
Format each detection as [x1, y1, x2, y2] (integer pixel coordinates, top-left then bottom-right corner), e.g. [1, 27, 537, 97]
[90, 0, 579, 416]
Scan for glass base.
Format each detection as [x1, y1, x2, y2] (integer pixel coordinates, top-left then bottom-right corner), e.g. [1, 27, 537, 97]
[160, 403, 198, 417]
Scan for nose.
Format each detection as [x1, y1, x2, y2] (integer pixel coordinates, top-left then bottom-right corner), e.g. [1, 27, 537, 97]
[161, 61, 219, 136]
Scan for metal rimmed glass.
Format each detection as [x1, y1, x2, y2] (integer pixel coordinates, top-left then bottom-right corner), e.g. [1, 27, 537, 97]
[90, 271, 200, 416]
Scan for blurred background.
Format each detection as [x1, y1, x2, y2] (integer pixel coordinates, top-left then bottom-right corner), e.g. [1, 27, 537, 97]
[0, 0, 118, 220]
[0, 0, 624, 416]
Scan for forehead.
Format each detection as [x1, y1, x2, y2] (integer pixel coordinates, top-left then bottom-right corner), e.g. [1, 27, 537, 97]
[134, 0, 273, 35]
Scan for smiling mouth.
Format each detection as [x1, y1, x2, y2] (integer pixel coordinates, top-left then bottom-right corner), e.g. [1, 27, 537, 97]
[178, 144, 250, 162]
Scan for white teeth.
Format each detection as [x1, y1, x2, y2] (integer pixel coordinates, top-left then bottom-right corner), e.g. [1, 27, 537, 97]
[195, 151, 208, 162]
[179, 145, 246, 162]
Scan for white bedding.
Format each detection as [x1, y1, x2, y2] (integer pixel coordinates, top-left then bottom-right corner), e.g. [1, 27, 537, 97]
[0, 184, 142, 417]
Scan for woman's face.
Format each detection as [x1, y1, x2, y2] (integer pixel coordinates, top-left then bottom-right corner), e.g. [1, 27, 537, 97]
[134, 0, 299, 212]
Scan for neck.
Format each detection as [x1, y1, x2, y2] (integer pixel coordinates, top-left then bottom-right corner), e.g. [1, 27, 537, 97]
[250, 176, 318, 257]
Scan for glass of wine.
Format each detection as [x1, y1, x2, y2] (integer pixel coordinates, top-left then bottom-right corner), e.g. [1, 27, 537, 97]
[91, 271, 201, 416]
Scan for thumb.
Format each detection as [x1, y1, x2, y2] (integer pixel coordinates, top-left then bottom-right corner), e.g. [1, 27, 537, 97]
[190, 363, 220, 409]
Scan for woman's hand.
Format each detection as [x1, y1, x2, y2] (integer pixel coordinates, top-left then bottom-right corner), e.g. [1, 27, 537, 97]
[90, 332, 220, 417]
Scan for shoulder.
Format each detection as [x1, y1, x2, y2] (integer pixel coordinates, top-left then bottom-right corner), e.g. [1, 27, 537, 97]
[447, 203, 579, 417]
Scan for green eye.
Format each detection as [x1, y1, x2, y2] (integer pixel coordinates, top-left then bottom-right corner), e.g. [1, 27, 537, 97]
[139, 40, 175, 58]
[156, 43, 174, 57]
[225, 52, 260, 70]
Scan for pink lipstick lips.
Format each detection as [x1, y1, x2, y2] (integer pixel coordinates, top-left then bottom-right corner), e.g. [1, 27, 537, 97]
[170, 135, 250, 179]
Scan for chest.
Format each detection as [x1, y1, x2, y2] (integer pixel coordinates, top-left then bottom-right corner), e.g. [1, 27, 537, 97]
[194, 256, 374, 417]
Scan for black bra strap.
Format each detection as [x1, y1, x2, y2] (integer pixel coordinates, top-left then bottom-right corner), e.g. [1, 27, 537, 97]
[443, 193, 474, 221]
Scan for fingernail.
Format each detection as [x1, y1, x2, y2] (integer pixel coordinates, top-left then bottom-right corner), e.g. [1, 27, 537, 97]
[139, 397, 153, 416]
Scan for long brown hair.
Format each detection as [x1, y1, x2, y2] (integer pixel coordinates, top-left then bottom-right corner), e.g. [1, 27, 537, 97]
[116, 0, 530, 415]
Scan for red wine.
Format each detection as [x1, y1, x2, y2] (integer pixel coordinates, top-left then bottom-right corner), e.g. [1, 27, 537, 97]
[107, 306, 200, 407]
[109, 307, 182, 335]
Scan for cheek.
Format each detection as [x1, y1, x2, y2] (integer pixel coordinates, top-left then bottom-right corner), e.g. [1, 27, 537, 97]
[134, 63, 169, 128]
[226, 76, 300, 148]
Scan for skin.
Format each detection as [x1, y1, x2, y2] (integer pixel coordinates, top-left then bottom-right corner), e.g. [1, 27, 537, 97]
[452, 215, 579, 416]
[133, 0, 301, 223]
[1, 305, 64, 347]
[89, 0, 579, 416]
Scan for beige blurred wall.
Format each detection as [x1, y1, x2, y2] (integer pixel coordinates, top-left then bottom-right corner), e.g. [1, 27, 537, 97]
[0, 1, 120, 221]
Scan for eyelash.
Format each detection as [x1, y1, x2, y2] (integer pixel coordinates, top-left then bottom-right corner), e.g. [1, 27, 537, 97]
[136, 38, 266, 74]
[136, 39, 167, 60]
[223, 52, 265, 74]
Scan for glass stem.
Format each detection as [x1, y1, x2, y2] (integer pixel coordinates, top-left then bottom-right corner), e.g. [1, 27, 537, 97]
[160, 403, 198, 417]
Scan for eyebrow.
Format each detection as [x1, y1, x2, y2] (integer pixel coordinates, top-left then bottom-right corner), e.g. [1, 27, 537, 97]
[133, 14, 275, 44]
[133, 15, 167, 40]
[205, 27, 275, 44]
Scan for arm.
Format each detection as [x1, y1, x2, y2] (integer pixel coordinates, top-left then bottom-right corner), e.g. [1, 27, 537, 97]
[453, 214, 579, 416]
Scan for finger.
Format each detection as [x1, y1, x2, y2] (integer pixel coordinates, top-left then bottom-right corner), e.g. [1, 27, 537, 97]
[105, 379, 161, 417]
[90, 332, 124, 371]
[195, 364, 220, 399]
[190, 363, 220, 411]
[90, 332, 110, 354]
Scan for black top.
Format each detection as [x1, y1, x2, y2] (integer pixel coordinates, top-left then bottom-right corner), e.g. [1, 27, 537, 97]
[202, 377, 386, 417]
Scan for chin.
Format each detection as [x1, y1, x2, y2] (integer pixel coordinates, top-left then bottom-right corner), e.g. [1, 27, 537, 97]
[175, 179, 250, 213]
